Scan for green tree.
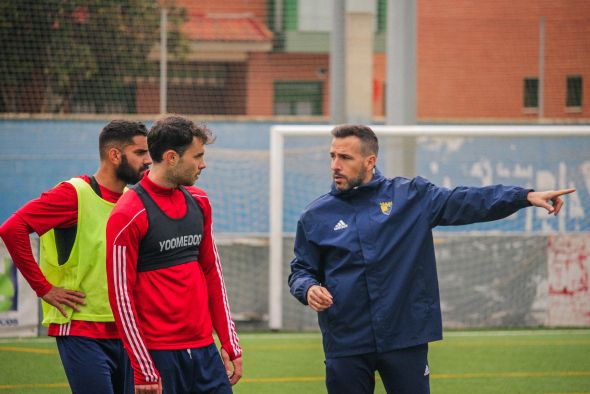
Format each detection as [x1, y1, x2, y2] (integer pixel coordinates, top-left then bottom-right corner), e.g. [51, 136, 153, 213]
[0, 0, 185, 113]
[0, 0, 55, 112]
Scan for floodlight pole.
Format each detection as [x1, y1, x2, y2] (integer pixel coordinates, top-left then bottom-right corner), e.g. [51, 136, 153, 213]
[538, 16, 545, 120]
[160, 7, 168, 115]
[330, 0, 346, 124]
[385, 0, 417, 178]
[269, 129, 284, 330]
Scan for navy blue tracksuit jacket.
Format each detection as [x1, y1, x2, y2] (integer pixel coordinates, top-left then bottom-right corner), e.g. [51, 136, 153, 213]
[288, 170, 532, 358]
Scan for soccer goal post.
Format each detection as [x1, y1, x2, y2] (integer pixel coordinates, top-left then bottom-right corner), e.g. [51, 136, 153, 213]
[269, 124, 590, 330]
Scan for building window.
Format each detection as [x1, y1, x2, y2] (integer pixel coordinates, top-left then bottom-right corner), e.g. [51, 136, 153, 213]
[169, 63, 227, 88]
[523, 78, 539, 109]
[274, 81, 323, 115]
[566, 75, 582, 108]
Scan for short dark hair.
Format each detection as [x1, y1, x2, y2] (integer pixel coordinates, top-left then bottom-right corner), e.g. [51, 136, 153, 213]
[148, 115, 215, 163]
[99, 120, 148, 160]
[331, 124, 379, 156]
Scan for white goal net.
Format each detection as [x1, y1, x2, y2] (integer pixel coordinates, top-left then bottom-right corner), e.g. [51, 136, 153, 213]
[264, 124, 590, 330]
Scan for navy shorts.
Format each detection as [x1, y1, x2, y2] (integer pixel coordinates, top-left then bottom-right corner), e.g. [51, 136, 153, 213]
[325, 344, 430, 394]
[149, 343, 232, 394]
[56, 336, 133, 394]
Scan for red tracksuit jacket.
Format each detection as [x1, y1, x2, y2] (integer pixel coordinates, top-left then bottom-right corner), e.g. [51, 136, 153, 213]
[106, 174, 241, 386]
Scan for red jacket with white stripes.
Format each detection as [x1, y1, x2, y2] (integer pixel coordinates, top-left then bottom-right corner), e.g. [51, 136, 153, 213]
[106, 174, 241, 386]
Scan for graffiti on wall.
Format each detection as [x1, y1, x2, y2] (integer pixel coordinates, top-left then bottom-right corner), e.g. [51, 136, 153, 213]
[547, 235, 590, 326]
[418, 136, 589, 233]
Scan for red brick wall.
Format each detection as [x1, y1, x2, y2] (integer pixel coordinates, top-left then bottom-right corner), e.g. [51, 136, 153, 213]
[139, 0, 589, 120]
[544, 14, 589, 119]
[418, 0, 590, 120]
[136, 83, 159, 114]
[246, 53, 330, 116]
[246, 52, 389, 117]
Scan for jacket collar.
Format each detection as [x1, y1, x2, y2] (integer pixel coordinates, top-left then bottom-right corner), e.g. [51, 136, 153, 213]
[330, 168, 385, 197]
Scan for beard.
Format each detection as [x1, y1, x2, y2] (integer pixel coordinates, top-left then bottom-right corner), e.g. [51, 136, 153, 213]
[116, 154, 146, 185]
[333, 166, 368, 191]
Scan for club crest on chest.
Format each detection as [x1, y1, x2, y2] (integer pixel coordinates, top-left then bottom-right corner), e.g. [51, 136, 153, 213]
[380, 201, 393, 216]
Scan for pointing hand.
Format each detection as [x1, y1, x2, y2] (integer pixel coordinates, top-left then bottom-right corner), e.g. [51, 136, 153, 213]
[527, 188, 576, 216]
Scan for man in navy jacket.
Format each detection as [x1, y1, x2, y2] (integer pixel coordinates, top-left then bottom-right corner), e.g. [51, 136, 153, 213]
[288, 125, 575, 394]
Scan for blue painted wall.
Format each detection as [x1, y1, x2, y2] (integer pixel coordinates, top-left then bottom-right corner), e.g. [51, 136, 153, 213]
[1, 120, 588, 233]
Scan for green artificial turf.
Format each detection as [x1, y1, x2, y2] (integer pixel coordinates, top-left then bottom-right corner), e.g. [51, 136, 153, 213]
[1, 329, 589, 394]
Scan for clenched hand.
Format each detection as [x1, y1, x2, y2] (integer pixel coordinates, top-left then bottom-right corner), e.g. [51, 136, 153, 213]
[307, 285, 333, 312]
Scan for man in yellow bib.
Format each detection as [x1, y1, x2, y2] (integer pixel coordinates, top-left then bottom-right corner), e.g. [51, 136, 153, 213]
[0, 120, 151, 393]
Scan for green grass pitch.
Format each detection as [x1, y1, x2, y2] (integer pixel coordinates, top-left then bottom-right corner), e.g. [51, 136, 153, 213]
[0, 329, 589, 393]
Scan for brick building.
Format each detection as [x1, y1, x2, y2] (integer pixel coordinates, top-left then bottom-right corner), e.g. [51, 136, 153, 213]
[136, 0, 588, 121]
[41, 0, 589, 121]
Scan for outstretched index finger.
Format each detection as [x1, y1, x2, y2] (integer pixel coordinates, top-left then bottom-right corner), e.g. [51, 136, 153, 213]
[550, 188, 576, 198]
